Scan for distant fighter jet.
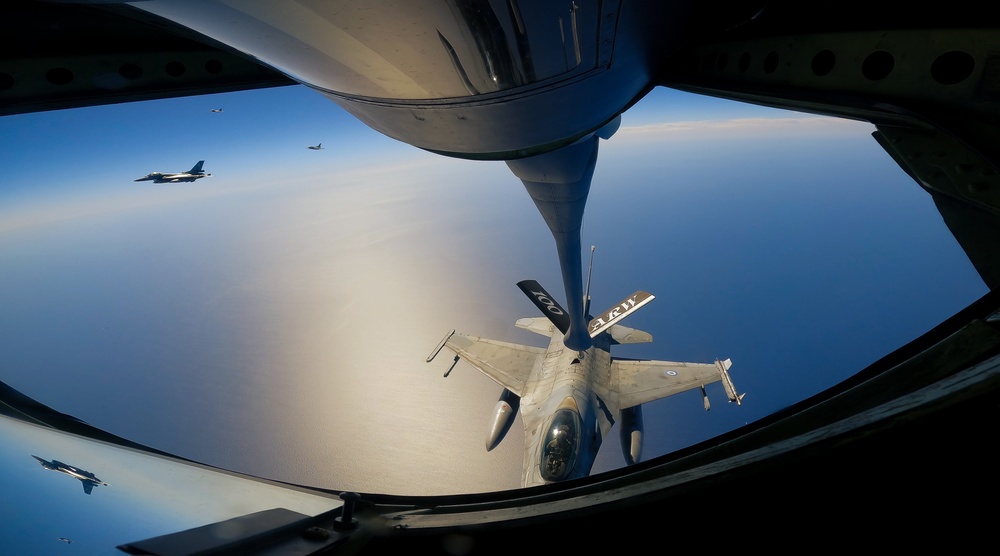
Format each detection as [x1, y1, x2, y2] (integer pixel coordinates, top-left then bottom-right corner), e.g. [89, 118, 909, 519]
[210, 108, 223, 112]
[307, 143, 323, 150]
[428, 248, 743, 488]
[134, 160, 211, 184]
[31, 455, 110, 495]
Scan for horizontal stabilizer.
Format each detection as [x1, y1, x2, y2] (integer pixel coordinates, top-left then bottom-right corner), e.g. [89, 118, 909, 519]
[607, 324, 652, 344]
[515, 317, 557, 337]
[517, 280, 570, 334]
[589, 290, 655, 338]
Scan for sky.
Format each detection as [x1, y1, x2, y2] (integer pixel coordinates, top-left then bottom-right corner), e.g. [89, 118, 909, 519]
[0, 84, 990, 509]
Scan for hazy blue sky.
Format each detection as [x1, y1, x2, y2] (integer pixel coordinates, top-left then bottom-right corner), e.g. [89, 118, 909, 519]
[0, 85, 989, 501]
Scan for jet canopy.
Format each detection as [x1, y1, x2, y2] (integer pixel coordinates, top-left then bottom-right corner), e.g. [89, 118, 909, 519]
[540, 405, 582, 482]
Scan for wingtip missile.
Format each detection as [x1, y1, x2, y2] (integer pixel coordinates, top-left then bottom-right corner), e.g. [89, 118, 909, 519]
[716, 358, 744, 405]
[426, 330, 455, 362]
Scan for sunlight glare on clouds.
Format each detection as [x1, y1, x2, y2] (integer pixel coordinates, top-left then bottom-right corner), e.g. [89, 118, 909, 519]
[206, 155, 532, 493]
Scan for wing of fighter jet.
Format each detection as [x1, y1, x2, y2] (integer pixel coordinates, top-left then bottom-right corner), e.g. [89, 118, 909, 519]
[614, 358, 738, 408]
[438, 334, 544, 396]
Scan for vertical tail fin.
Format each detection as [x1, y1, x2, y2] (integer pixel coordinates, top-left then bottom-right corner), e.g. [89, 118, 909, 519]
[588, 290, 655, 338]
[517, 280, 571, 334]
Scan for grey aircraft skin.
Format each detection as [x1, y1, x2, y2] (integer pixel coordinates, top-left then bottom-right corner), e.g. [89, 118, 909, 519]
[428, 267, 742, 487]
[133, 160, 211, 184]
[31, 455, 110, 495]
[307, 143, 323, 150]
[5, 1, 1000, 553]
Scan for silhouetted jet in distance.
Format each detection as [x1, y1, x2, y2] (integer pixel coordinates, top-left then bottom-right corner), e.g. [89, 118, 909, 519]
[31, 455, 110, 495]
[307, 143, 322, 150]
[210, 108, 222, 112]
[134, 160, 211, 184]
[428, 248, 743, 487]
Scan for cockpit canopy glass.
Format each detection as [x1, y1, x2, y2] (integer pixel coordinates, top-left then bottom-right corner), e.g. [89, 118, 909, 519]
[540, 407, 582, 482]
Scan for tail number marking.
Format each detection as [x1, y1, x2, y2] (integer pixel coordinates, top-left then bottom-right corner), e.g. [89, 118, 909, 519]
[530, 290, 565, 315]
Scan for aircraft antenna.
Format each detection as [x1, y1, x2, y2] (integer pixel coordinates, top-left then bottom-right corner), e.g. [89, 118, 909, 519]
[583, 245, 595, 316]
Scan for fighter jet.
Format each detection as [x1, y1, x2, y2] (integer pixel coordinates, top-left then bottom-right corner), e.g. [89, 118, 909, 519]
[428, 249, 743, 488]
[307, 143, 322, 150]
[31, 455, 110, 495]
[134, 160, 211, 184]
